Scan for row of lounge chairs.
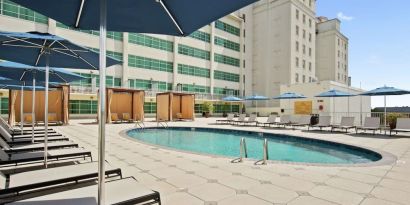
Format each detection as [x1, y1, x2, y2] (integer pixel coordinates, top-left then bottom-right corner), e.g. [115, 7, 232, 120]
[216, 114, 410, 135]
[0, 118, 161, 204]
[110, 113, 133, 123]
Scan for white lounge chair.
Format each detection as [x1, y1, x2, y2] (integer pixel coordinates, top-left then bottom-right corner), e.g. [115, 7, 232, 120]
[7, 177, 161, 205]
[390, 118, 410, 136]
[331, 117, 356, 132]
[308, 116, 331, 131]
[0, 117, 55, 136]
[356, 117, 381, 135]
[0, 126, 67, 145]
[290, 115, 311, 128]
[276, 115, 291, 127]
[257, 114, 277, 127]
[232, 114, 246, 125]
[0, 148, 92, 167]
[0, 135, 78, 154]
[216, 114, 234, 124]
[238, 114, 258, 126]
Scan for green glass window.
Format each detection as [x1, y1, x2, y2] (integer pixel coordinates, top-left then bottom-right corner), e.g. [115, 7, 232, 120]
[214, 54, 240, 67]
[178, 44, 210, 60]
[177, 64, 210, 78]
[215, 20, 240, 36]
[181, 84, 210, 94]
[214, 70, 240, 82]
[189, 31, 211, 43]
[71, 73, 117, 87]
[1, 0, 48, 24]
[194, 104, 203, 113]
[0, 97, 9, 114]
[128, 79, 172, 91]
[214, 36, 240, 52]
[128, 33, 173, 52]
[69, 100, 97, 114]
[144, 102, 157, 114]
[56, 22, 123, 41]
[213, 87, 239, 96]
[114, 78, 121, 87]
[213, 104, 239, 113]
[89, 48, 123, 61]
[128, 55, 173, 73]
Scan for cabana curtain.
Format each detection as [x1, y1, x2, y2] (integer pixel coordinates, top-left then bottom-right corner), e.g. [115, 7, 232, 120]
[107, 89, 113, 123]
[106, 88, 144, 123]
[156, 92, 195, 121]
[62, 85, 69, 125]
[8, 90, 18, 126]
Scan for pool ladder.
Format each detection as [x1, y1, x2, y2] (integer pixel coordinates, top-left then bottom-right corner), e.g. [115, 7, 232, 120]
[231, 137, 247, 163]
[135, 121, 145, 129]
[157, 121, 168, 128]
[255, 139, 269, 165]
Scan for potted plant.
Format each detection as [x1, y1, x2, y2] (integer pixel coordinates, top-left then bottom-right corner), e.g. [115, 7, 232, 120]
[386, 113, 402, 129]
[202, 101, 214, 118]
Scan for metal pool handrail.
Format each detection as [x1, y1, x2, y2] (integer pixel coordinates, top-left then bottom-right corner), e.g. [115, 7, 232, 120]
[231, 137, 247, 163]
[255, 139, 269, 165]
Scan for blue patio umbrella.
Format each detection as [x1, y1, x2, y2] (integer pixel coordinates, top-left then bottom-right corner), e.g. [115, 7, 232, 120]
[0, 31, 115, 168]
[11, 0, 259, 202]
[245, 95, 269, 115]
[0, 61, 84, 138]
[360, 86, 410, 128]
[315, 89, 356, 120]
[222, 96, 243, 113]
[273, 92, 306, 114]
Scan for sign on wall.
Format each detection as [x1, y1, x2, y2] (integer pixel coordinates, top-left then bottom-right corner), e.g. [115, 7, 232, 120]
[294, 101, 312, 114]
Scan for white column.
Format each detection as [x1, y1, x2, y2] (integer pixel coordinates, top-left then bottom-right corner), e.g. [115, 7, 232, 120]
[122, 32, 129, 88]
[210, 23, 215, 97]
[172, 36, 179, 90]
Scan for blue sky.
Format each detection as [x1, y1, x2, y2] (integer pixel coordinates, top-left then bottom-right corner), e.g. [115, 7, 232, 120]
[316, 0, 410, 108]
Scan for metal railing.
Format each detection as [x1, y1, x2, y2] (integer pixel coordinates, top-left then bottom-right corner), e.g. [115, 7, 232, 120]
[231, 137, 247, 163]
[319, 112, 410, 126]
[255, 139, 269, 165]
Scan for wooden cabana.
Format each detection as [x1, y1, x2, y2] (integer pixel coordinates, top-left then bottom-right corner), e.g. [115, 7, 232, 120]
[106, 88, 145, 123]
[156, 92, 195, 121]
[9, 85, 70, 125]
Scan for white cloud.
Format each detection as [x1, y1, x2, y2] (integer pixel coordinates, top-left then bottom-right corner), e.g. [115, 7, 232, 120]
[337, 12, 354, 21]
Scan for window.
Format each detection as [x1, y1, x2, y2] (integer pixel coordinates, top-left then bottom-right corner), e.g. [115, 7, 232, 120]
[129, 33, 173, 52]
[214, 87, 240, 96]
[295, 57, 299, 67]
[89, 48, 123, 61]
[296, 9, 299, 19]
[302, 60, 306, 69]
[338, 38, 340, 46]
[214, 70, 240, 82]
[303, 29, 306, 39]
[309, 19, 312, 28]
[338, 50, 340, 57]
[302, 75, 306, 83]
[309, 33, 312, 42]
[215, 20, 240, 36]
[1, 0, 48, 24]
[57, 22, 123, 41]
[295, 73, 299, 83]
[309, 62, 312, 71]
[308, 47, 312, 57]
[296, 26, 299, 35]
[189, 30, 211, 43]
[338, 61, 340, 69]
[303, 14, 306, 24]
[178, 64, 210, 78]
[128, 55, 173, 73]
[144, 102, 157, 114]
[178, 44, 210, 60]
[214, 54, 240, 67]
[69, 100, 98, 114]
[296, 41, 299, 52]
[214, 36, 240, 52]
[302, 45, 306, 54]
[0, 97, 9, 114]
[338, 73, 340, 80]
[129, 79, 172, 91]
[182, 84, 210, 94]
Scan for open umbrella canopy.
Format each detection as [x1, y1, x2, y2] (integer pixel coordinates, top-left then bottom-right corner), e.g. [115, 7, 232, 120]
[315, 89, 356, 98]
[273, 92, 306, 99]
[0, 61, 84, 83]
[245, 95, 269, 101]
[0, 31, 119, 69]
[11, 0, 257, 36]
[360, 86, 410, 96]
[222, 96, 243, 102]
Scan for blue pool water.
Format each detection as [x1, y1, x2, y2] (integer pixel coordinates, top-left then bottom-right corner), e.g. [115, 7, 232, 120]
[127, 127, 381, 164]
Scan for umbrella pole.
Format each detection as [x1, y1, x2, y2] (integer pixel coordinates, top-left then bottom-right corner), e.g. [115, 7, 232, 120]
[255, 101, 257, 116]
[384, 95, 387, 134]
[20, 82, 24, 135]
[98, 0, 107, 204]
[44, 53, 49, 168]
[347, 96, 350, 117]
[31, 76, 36, 143]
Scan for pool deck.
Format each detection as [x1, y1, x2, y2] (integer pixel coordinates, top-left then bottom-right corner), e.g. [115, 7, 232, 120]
[51, 117, 410, 205]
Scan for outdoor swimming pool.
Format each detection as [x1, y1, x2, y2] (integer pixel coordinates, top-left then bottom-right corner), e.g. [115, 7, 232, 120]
[127, 127, 382, 164]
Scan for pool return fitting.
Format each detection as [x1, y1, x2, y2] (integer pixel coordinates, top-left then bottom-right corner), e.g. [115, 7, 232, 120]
[255, 139, 269, 165]
[231, 137, 248, 163]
